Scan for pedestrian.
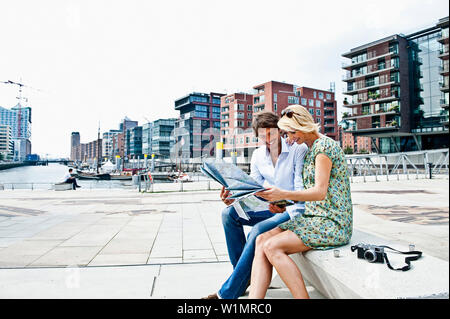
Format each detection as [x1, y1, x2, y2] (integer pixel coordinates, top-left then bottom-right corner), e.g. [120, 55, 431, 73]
[63, 168, 81, 190]
[251, 105, 353, 299]
[202, 112, 308, 299]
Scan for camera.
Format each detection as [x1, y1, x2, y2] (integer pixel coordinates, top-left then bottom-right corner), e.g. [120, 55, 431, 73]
[351, 243, 385, 263]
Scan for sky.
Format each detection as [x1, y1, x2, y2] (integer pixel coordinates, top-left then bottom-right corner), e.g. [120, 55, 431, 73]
[0, 0, 448, 158]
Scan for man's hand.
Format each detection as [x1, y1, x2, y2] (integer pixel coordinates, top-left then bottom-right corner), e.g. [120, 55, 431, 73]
[220, 186, 235, 206]
[269, 203, 286, 214]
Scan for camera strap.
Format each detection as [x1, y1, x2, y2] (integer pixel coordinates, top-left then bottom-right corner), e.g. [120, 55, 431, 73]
[379, 245, 423, 271]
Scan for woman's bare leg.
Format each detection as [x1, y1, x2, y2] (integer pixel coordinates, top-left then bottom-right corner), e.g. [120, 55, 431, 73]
[263, 230, 311, 299]
[248, 227, 284, 299]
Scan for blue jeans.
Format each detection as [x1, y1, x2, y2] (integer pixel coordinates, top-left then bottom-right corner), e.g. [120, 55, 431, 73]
[218, 206, 291, 299]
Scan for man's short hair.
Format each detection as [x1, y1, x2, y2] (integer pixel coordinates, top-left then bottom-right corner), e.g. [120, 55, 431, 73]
[69, 168, 73, 172]
[252, 112, 280, 137]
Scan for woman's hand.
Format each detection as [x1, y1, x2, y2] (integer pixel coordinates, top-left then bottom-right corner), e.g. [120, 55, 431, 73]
[256, 187, 286, 202]
[268, 203, 286, 214]
[220, 186, 235, 206]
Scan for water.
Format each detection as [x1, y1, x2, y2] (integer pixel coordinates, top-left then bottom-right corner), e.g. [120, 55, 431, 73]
[0, 163, 134, 190]
[0, 163, 210, 190]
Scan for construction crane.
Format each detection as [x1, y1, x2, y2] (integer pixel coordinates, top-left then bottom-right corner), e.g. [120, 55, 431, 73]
[0, 80, 41, 139]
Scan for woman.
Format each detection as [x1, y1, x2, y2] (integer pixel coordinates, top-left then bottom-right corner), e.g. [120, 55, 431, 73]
[249, 104, 353, 299]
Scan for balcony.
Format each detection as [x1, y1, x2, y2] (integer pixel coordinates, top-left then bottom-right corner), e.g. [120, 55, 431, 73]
[342, 63, 398, 82]
[342, 94, 400, 108]
[439, 65, 449, 75]
[439, 81, 449, 92]
[343, 80, 400, 95]
[438, 30, 449, 43]
[438, 46, 449, 58]
[440, 114, 449, 127]
[441, 98, 449, 109]
[342, 109, 399, 120]
[341, 51, 397, 69]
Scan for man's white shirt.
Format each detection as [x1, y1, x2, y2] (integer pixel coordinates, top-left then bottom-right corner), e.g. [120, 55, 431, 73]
[63, 172, 72, 182]
[250, 138, 308, 219]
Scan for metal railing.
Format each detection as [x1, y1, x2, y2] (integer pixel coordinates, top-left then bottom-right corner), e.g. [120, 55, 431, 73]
[346, 149, 449, 183]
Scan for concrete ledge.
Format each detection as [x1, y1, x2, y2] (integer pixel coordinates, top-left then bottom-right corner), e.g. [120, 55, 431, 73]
[272, 229, 449, 299]
[54, 183, 73, 191]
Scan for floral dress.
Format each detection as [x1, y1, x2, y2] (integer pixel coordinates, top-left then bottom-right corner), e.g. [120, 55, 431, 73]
[279, 136, 353, 250]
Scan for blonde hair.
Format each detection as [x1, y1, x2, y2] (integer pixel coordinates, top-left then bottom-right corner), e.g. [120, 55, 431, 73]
[277, 105, 320, 134]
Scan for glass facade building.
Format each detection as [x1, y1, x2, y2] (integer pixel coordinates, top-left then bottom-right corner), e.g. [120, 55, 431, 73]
[341, 16, 449, 153]
[151, 118, 176, 158]
[128, 126, 143, 158]
[0, 103, 32, 160]
[174, 92, 224, 159]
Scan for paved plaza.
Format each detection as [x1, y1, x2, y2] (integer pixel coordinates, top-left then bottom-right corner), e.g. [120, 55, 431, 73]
[0, 176, 448, 298]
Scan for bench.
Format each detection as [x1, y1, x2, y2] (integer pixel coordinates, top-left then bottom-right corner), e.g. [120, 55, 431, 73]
[270, 229, 449, 299]
[54, 183, 73, 191]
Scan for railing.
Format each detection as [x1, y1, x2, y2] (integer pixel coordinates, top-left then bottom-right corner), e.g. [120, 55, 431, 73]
[345, 149, 449, 183]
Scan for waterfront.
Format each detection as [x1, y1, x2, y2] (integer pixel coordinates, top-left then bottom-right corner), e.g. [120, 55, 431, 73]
[0, 163, 134, 190]
[0, 163, 212, 190]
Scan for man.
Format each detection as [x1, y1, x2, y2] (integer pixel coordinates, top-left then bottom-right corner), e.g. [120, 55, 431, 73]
[203, 112, 308, 299]
[63, 168, 81, 190]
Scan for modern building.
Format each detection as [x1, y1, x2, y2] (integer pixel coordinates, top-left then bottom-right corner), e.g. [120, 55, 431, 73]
[221, 81, 338, 160]
[142, 122, 153, 156]
[174, 92, 224, 160]
[70, 132, 102, 163]
[112, 133, 124, 159]
[0, 125, 14, 160]
[0, 103, 32, 161]
[102, 129, 121, 159]
[70, 132, 80, 161]
[341, 16, 449, 153]
[128, 126, 143, 158]
[437, 17, 449, 128]
[150, 118, 176, 158]
[121, 117, 138, 159]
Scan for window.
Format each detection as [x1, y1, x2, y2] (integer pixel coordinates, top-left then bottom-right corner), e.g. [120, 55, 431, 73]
[326, 93, 331, 100]
[273, 93, 277, 102]
[309, 109, 314, 115]
[288, 96, 299, 104]
[316, 100, 321, 108]
[235, 104, 245, 111]
[274, 103, 277, 111]
[318, 92, 324, 99]
[195, 105, 208, 112]
[236, 112, 245, 119]
[313, 91, 317, 98]
[247, 105, 252, 111]
[301, 98, 307, 106]
[309, 99, 314, 107]
[190, 96, 208, 103]
[316, 109, 321, 116]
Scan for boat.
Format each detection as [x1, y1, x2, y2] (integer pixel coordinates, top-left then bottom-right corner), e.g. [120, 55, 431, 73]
[76, 171, 111, 180]
[171, 172, 192, 183]
[110, 173, 132, 181]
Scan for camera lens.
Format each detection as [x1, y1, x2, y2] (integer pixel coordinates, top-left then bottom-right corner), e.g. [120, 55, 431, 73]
[364, 249, 377, 263]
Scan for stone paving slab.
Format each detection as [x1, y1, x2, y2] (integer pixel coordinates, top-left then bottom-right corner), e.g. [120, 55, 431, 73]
[0, 265, 159, 298]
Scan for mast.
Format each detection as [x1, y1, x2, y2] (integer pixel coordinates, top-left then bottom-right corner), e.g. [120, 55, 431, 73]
[97, 122, 100, 174]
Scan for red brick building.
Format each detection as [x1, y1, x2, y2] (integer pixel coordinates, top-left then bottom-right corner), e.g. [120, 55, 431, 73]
[221, 80, 339, 160]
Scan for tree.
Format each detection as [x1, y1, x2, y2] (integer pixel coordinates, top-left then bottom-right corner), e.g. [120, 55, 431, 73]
[343, 146, 354, 154]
